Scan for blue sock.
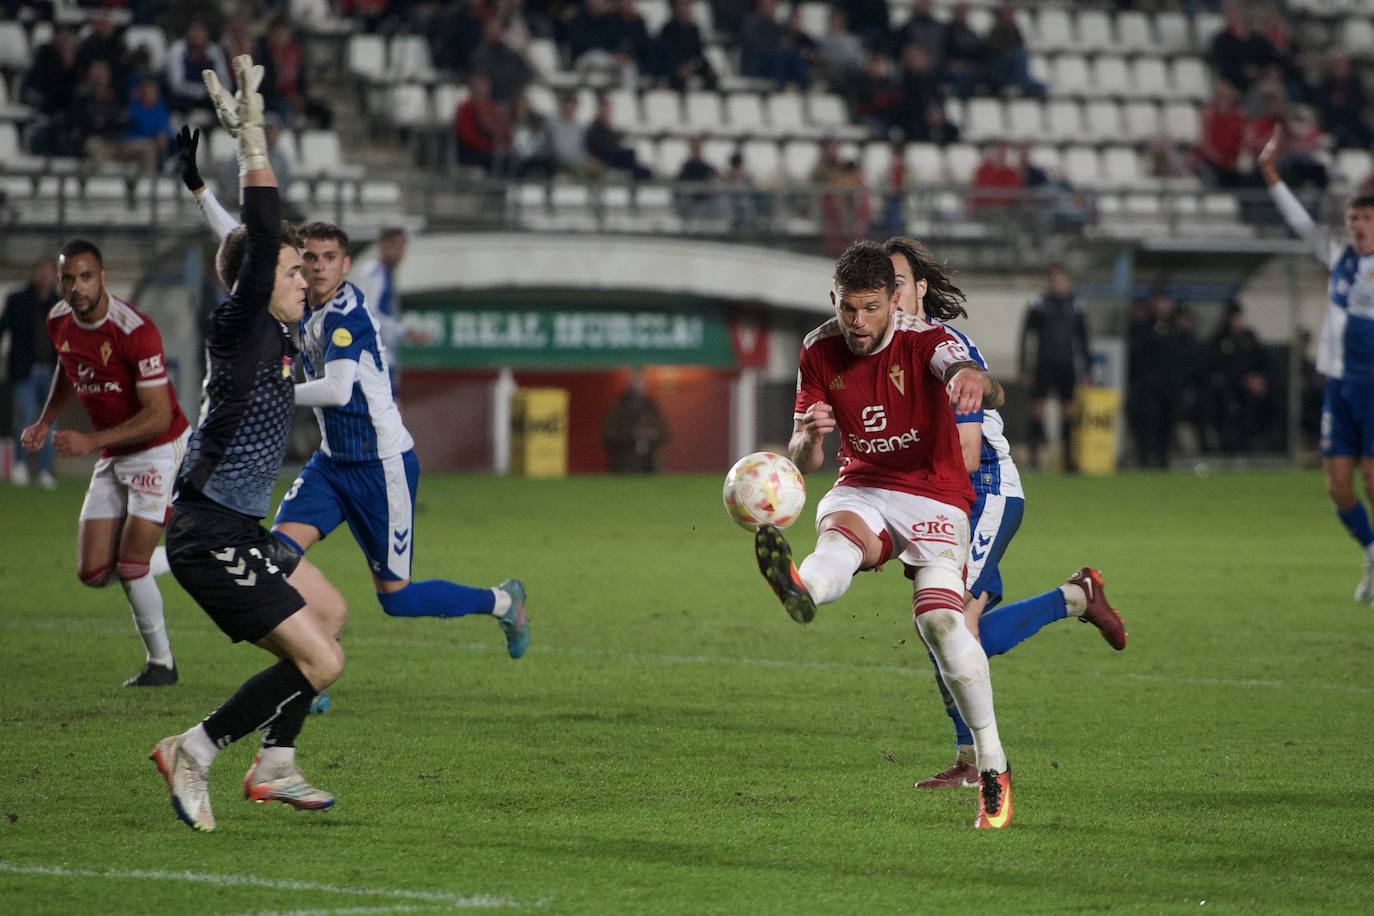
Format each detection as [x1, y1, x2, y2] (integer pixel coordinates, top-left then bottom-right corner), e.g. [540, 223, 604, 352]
[1336, 503, 1374, 547]
[377, 580, 495, 618]
[979, 588, 1068, 657]
[928, 653, 973, 749]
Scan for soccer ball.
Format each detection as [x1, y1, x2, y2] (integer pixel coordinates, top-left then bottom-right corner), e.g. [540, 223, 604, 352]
[722, 451, 806, 531]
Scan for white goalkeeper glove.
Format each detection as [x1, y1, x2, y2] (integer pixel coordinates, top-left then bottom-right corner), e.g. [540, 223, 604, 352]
[203, 55, 269, 176]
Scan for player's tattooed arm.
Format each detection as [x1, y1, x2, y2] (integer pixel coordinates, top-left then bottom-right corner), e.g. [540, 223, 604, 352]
[943, 361, 1002, 412]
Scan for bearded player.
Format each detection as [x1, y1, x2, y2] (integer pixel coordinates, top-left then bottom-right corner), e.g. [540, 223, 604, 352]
[753, 241, 1013, 829]
[21, 240, 191, 687]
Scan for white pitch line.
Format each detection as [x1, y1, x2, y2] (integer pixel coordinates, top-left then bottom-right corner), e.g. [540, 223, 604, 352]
[0, 862, 534, 910]
[229, 907, 446, 916]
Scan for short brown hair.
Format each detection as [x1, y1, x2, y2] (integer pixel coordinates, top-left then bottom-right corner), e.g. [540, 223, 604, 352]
[216, 220, 301, 291]
[298, 221, 350, 249]
[833, 240, 894, 297]
[1348, 195, 1374, 212]
[883, 235, 968, 321]
[378, 226, 406, 244]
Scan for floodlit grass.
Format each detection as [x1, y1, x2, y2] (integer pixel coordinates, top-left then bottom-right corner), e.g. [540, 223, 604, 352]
[0, 470, 1370, 914]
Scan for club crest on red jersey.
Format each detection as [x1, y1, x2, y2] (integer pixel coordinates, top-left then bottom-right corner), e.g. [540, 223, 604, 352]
[99, 341, 112, 365]
[889, 365, 905, 395]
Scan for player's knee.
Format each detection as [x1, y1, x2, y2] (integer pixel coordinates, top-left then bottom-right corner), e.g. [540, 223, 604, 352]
[115, 559, 151, 582]
[1328, 475, 1356, 507]
[77, 564, 114, 587]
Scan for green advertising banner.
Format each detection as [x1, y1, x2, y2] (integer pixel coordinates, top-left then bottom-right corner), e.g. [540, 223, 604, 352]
[396, 307, 739, 369]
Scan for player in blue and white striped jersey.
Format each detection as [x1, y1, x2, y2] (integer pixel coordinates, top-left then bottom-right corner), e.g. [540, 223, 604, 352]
[1259, 129, 1374, 603]
[175, 129, 528, 668]
[885, 238, 1127, 789]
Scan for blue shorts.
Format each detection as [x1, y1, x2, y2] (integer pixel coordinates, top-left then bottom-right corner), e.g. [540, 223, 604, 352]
[1321, 379, 1374, 458]
[965, 494, 1025, 610]
[274, 449, 419, 582]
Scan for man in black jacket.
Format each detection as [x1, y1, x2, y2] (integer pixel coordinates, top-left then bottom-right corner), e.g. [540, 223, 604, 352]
[149, 55, 348, 833]
[1019, 263, 1090, 471]
[1, 257, 59, 487]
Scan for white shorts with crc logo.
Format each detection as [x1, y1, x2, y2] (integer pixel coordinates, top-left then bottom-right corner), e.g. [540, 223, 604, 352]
[79, 429, 190, 525]
[815, 485, 969, 574]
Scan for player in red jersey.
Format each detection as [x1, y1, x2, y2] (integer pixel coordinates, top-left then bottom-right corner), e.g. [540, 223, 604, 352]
[21, 239, 191, 687]
[754, 241, 1013, 828]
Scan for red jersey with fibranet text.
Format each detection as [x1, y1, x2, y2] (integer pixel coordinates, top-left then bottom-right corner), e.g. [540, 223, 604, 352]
[794, 313, 975, 512]
[47, 296, 189, 458]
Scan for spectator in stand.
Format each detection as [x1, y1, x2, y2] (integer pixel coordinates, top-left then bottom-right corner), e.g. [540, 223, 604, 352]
[586, 93, 652, 178]
[471, 17, 535, 104]
[837, 0, 889, 48]
[567, 0, 624, 70]
[810, 138, 846, 187]
[876, 140, 907, 235]
[924, 103, 961, 145]
[76, 11, 128, 90]
[493, 0, 535, 53]
[1207, 302, 1271, 455]
[851, 51, 902, 134]
[123, 45, 158, 96]
[1196, 81, 1248, 188]
[984, 4, 1045, 98]
[122, 77, 173, 175]
[612, 0, 655, 76]
[257, 17, 334, 129]
[896, 0, 944, 73]
[1, 257, 60, 489]
[1209, 3, 1274, 95]
[723, 152, 765, 230]
[1252, 107, 1327, 192]
[676, 136, 721, 223]
[510, 93, 555, 178]
[708, 0, 745, 38]
[434, 0, 488, 73]
[73, 61, 145, 174]
[817, 7, 866, 93]
[1316, 52, 1373, 150]
[454, 74, 512, 174]
[896, 44, 942, 142]
[222, 14, 255, 62]
[942, 2, 985, 99]
[819, 157, 869, 259]
[548, 92, 592, 176]
[658, 0, 717, 91]
[165, 21, 231, 114]
[740, 0, 809, 89]
[20, 26, 79, 155]
[1255, 7, 1308, 103]
[971, 143, 1024, 211]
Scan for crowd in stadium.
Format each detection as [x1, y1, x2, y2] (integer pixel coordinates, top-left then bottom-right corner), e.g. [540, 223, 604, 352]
[2, 0, 1372, 202]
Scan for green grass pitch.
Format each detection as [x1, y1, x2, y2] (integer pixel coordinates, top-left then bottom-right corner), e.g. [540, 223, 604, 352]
[1, 470, 1371, 914]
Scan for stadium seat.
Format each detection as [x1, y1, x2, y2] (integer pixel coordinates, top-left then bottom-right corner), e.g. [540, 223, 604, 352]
[387, 83, 431, 129]
[1026, 144, 1061, 175]
[314, 181, 358, 207]
[360, 181, 402, 205]
[703, 138, 735, 169]
[1162, 101, 1201, 143]
[632, 136, 658, 173]
[123, 25, 168, 70]
[798, 2, 829, 39]
[0, 73, 30, 121]
[767, 93, 806, 136]
[639, 0, 670, 35]
[1117, 12, 1154, 52]
[861, 142, 893, 189]
[1033, 8, 1074, 52]
[1337, 150, 1373, 188]
[904, 143, 943, 185]
[348, 34, 386, 82]
[1045, 99, 1083, 143]
[726, 93, 765, 137]
[388, 35, 436, 83]
[0, 22, 29, 70]
[942, 144, 979, 184]
[1170, 58, 1211, 102]
[1121, 101, 1162, 143]
[658, 137, 690, 177]
[1194, 13, 1225, 48]
[741, 139, 781, 182]
[132, 176, 180, 201]
[1006, 99, 1046, 142]
[807, 93, 849, 132]
[1344, 19, 1374, 58]
[1061, 146, 1103, 188]
[1154, 13, 1190, 52]
[1088, 56, 1131, 98]
[208, 129, 237, 167]
[962, 98, 1006, 143]
[526, 38, 562, 79]
[1202, 193, 1240, 219]
[692, 1, 715, 40]
[685, 91, 724, 135]
[1082, 100, 1123, 142]
[1130, 57, 1170, 100]
[432, 83, 467, 126]
[1076, 10, 1114, 51]
[1101, 146, 1146, 188]
[608, 89, 640, 131]
[526, 84, 557, 116]
[300, 130, 362, 178]
[642, 90, 683, 134]
[1051, 55, 1092, 97]
[782, 140, 820, 182]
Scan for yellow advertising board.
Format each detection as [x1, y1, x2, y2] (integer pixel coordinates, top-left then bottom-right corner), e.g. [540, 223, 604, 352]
[1072, 386, 1121, 476]
[510, 388, 569, 478]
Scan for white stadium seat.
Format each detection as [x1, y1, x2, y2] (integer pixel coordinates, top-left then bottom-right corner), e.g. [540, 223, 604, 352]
[767, 93, 806, 136]
[905, 143, 943, 185]
[1130, 57, 1170, 100]
[943, 144, 980, 184]
[685, 92, 724, 134]
[432, 83, 467, 125]
[387, 83, 430, 128]
[963, 98, 1006, 142]
[1337, 150, 1373, 188]
[782, 140, 820, 181]
[608, 89, 640, 130]
[642, 90, 683, 133]
[388, 35, 436, 82]
[1076, 10, 1114, 51]
[348, 34, 386, 82]
[1033, 8, 1074, 52]
[1045, 99, 1083, 142]
[1121, 101, 1162, 143]
[1155, 13, 1190, 52]
[1117, 12, 1154, 52]
[742, 139, 782, 182]
[1101, 146, 1146, 188]
[1344, 19, 1374, 59]
[658, 137, 689, 176]
[1051, 55, 1092, 97]
[1061, 146, 1103, 188]
[1171, 58, 1211, 102]
[1088, 56, 1132, 98]
[1006, 99, 1046, 142]
[1082, 100, 1123, 142]
[726, 93, 766, 136]
[639, 0, 670, 35]
[0, 22, 30, 70]
[861, 142, 893, 188]
[124, 25, 168, 70]
[1162, 101, 1201, 144]
[526, 38, 561, 78]
[807, 93, 849, 131]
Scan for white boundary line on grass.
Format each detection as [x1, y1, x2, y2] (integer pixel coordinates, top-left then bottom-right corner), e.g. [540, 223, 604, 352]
[0, 861, 537, 910]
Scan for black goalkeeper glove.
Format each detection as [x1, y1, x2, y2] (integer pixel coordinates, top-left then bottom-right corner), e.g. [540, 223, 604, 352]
[175, 125, 203, 193]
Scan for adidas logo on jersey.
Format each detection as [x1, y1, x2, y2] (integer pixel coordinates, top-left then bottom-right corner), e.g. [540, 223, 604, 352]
[829, 375, 845, 390]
